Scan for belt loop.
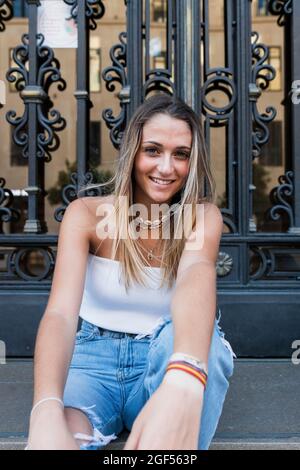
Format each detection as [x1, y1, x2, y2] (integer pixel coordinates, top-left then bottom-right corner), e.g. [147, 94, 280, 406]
[98, 326, 103, 336]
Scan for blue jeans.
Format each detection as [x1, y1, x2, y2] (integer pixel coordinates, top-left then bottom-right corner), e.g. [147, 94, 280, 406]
[63, 308, 236, 450]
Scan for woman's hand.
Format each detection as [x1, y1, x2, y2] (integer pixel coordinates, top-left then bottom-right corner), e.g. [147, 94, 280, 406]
[26, 403, 79, 450]
[123, 370, 204, 450]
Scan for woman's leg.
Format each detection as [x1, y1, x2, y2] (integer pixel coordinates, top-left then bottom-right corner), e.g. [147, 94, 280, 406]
[64, 407, 94, 449]
[62, 321, 126, 450]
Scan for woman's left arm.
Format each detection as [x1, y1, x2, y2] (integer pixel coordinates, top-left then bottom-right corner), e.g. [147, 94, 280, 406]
[171, 202, 223, 365]
[124, 203, 223, 450]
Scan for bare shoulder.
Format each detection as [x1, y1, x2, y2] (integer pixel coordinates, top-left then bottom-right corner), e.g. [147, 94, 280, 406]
[67, 194, 116, 252]
[78, 194, 115, 216]
[200, 202, 223, 230]
[176, 203, 223, 281]
[67, 194, 115, 219]
[60, 195, 113, 239]
[183, 202, 223, 256]
[188, 202, 223, 239]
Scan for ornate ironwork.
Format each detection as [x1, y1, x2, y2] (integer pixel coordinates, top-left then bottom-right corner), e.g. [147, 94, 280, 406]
[143, 69, 174, 97]
[9, 247, 55, 282]
[62, 0, 105, 198]
[64, 0, 105, 30]
[250, 244, 300, 281]
[220, 213, 237, 234]
[54, 171, 100, 222]
[266, 170, 294, 229]
[0, 0, 13, 32]
[0, 178, 20, 233]
[0, 0, 299, 359]
[251, 31, 277, 159]
[6, 33, 66, 161]
[216, 251, 233, 277]
[201, 71, 236, 126]
[102, 31, 128, 150]
[268, 0, 293, 26]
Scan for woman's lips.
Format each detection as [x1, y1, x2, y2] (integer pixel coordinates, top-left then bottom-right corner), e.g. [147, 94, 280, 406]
[149, 176, 175, 188]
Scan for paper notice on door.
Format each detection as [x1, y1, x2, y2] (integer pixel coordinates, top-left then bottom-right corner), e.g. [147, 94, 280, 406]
[38, 0, 78, 48]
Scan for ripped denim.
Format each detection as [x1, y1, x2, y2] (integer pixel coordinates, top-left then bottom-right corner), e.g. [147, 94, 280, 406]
[34, 308, 236, 451]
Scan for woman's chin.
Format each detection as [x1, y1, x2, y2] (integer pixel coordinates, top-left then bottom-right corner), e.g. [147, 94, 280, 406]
[147, 190, 174, 204]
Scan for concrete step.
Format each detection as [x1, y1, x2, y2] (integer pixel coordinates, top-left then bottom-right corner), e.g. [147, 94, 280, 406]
[1, 359, 300, 450]
[1, 437, 300, 450]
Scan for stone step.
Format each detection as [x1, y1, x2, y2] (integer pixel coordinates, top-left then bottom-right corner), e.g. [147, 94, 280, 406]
[1, 358, 299, 450]
[1, 437, 300, 451]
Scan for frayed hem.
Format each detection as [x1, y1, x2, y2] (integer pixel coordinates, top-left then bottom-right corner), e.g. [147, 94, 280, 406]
[74, 427, 118, 450]
[66, 403, 118, 450]
[215, 307, 237, 359]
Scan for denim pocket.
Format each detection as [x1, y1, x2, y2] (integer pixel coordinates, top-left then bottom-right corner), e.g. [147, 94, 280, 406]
[75, 320, 99, 345]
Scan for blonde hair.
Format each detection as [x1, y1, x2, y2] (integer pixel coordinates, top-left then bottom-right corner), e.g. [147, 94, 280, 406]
[78, 93, 216, 291]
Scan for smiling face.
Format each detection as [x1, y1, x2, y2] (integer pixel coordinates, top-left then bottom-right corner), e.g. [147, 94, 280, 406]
[133, 113, 192, 212]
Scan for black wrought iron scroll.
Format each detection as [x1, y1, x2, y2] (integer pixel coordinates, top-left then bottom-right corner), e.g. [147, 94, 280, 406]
[55, 0, 106, 222]
[265, 0, 299, 234]
[102, 31, 127, 150]
[268, 0, 293, 26]
[5, 0, 66, 233]
[0, 0, 13, 32]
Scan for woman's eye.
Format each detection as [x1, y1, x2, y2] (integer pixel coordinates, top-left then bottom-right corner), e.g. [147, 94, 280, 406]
[144, 148, 189, 159]
[145, 147, 158, 155]
[176, 152, 190, 159]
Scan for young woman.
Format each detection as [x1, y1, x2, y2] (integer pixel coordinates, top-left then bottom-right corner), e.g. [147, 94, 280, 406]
[26, 94, 236, 450]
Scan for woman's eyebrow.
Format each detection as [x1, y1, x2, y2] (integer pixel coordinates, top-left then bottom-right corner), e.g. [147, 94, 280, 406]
[143, 140, 191, 150]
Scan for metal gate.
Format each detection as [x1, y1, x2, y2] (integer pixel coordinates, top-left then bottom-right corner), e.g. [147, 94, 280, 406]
[0, 0, 299, 357]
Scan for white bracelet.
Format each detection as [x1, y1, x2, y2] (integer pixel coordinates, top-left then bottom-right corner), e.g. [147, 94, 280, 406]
[30, 397, 64, 417]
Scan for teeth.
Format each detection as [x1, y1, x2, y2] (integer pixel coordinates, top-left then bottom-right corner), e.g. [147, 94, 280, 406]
[150, 177, 174, 185]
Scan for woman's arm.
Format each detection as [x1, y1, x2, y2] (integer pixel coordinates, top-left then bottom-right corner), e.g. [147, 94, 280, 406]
[170, 202, 223, 368]
[28, 197, 94, 448]
[124, 203, 223, 450]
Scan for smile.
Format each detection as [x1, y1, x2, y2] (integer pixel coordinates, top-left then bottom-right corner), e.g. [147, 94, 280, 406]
[149, 176, 175, 186]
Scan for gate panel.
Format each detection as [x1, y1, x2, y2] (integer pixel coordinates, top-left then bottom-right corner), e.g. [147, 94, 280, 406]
[0, 0, 299, 357]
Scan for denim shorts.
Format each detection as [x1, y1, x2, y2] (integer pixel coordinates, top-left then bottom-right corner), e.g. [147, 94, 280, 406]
[62, 308, 236, 450]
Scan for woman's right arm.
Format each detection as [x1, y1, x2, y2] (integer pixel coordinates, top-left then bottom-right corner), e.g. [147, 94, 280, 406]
[27, 197, 94, 449]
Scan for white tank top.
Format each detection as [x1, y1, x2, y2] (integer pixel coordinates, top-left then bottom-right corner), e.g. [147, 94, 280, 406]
[78, 253, 175, 337]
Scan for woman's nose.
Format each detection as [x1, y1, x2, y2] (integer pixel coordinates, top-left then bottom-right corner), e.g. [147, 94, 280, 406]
[157, 155, 174, 174]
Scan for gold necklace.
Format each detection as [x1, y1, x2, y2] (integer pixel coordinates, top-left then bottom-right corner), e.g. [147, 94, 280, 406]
[133, 206, 179, 231]
[137, 237, 162, 261]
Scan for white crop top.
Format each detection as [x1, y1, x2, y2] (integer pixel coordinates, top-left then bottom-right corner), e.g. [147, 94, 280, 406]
[78, 253, 176, 336]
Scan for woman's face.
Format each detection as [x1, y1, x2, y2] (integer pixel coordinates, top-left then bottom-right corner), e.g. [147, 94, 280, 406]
[133, 113, 192, 209]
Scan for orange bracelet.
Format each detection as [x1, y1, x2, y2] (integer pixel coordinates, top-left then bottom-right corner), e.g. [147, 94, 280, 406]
[165, 362, 207, 389]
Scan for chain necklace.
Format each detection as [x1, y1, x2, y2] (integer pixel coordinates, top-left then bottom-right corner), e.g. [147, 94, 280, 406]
[133, 205, 180, 231]
[137, 237, 162, 261]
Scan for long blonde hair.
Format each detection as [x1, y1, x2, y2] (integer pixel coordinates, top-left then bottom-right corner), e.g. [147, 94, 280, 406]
[78, 93, 216, 291]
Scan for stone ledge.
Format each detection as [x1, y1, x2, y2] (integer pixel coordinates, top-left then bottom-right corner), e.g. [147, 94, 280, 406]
[1, 358, 300, 450]
[2, 437, 300, 451]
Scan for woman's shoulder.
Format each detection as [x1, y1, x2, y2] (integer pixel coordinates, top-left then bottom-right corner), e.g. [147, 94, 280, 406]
[200, 201, 222, 221]
[66, 195, 116, 253]
[183, 201, 223, 248]
[67, 194, 115, 219]
[62, 194, 115, 239]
